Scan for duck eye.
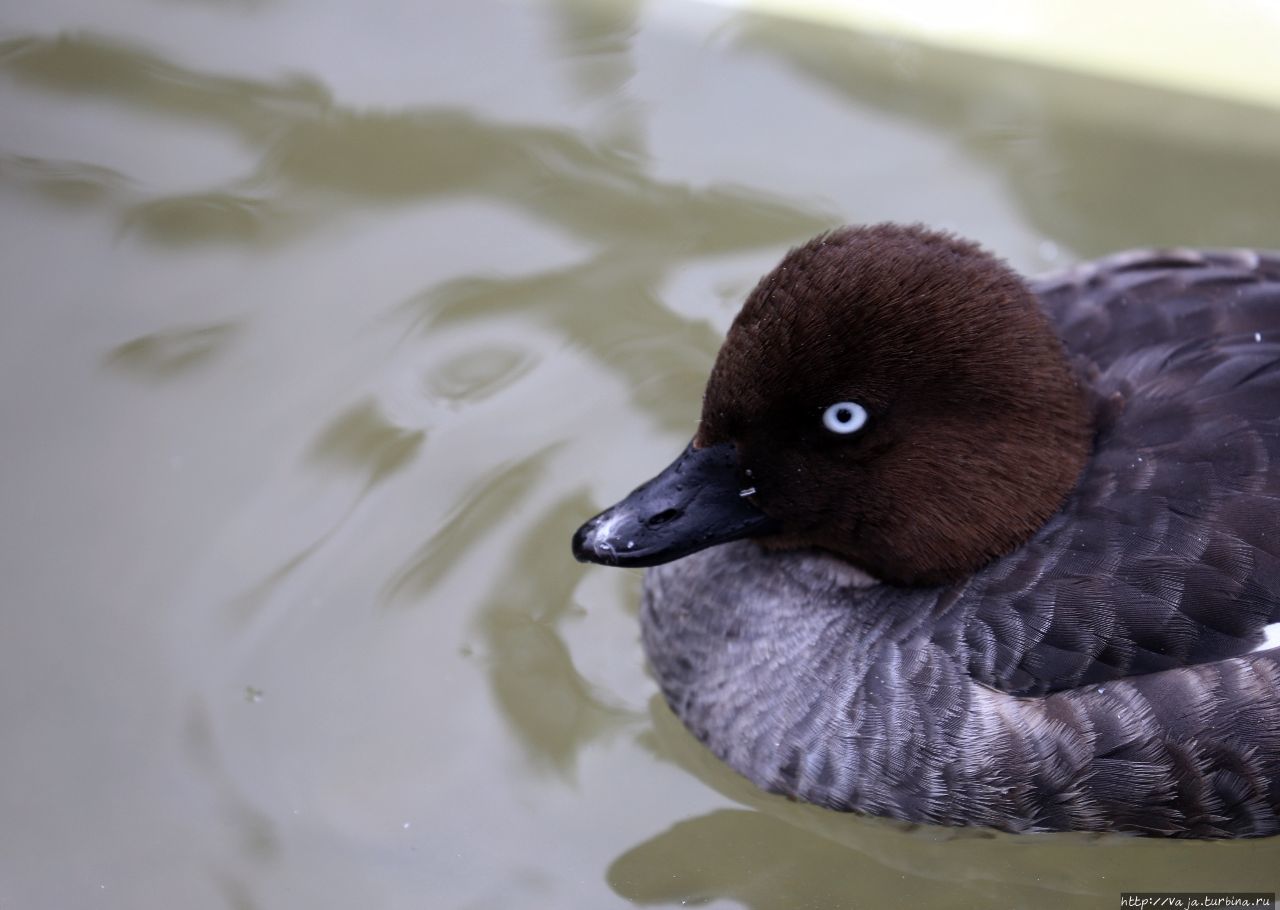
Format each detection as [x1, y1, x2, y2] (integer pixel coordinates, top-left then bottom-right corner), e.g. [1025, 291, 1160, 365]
[822, 401, 868, 435]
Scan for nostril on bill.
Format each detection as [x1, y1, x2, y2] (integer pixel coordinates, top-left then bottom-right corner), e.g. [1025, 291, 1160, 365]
[646, 508, 680, 529]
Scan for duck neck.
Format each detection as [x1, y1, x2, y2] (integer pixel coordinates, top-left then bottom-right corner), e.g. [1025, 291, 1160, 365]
[641, 541, 971, 811]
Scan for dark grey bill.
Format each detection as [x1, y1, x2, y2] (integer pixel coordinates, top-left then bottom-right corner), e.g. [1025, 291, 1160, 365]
[571, 442, 779, 567]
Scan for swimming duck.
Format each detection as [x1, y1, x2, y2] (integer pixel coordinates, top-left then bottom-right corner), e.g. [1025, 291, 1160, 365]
[572, 224, 1280, 838]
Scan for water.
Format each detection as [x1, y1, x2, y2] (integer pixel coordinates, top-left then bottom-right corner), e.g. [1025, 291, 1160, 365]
[2, 1, 1279, 907]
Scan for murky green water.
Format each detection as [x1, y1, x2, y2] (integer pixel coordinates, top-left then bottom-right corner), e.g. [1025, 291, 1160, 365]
[3, 1, 1280, 907]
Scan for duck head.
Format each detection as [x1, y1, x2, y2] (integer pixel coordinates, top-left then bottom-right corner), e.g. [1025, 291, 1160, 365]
[572, 224, 1094, 585]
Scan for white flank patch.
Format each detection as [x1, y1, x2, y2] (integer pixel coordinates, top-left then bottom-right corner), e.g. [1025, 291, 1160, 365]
[1252, 623, 1280, 653]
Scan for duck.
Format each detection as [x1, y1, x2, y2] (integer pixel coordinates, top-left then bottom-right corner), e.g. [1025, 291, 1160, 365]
[571, 223, 1280, 839]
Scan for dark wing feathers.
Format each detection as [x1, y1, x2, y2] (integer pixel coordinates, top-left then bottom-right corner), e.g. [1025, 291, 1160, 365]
[963, 250, 1280, 695]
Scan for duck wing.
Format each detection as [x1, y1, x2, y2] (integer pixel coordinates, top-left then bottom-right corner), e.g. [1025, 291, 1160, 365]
[1038, 247, 1280, 368]
[963, 249, 1280, 696]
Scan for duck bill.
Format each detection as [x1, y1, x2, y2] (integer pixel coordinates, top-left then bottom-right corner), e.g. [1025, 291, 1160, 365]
[572, 442, 779, 567]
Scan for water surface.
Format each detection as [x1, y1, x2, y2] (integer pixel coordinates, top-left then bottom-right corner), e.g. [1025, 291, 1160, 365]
[2, 1, 1280, 907]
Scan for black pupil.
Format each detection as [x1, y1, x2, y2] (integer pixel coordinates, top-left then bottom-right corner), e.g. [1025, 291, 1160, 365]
[835, 407, 852, 423]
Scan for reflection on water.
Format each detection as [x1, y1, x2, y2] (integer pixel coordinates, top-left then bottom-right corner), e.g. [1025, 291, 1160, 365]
[0, 152, 131, 205]
[0, 34, 329, 138]
[106, 322, 241, 376]
[124, 192, 283, 245]
[3, 1, 1280, 908]
[412, 252, 734, 434]
[546, 0, 648, 153]
[472, 491, 638, 774]
[306, 400, 424, 488]
[425, 345, 534, 405]
[734, 17, 1280, 254]
[387, 452, 552, 603]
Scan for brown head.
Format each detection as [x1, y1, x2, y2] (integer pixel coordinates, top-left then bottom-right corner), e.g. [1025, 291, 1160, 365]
[573, 223, 1094, 586]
